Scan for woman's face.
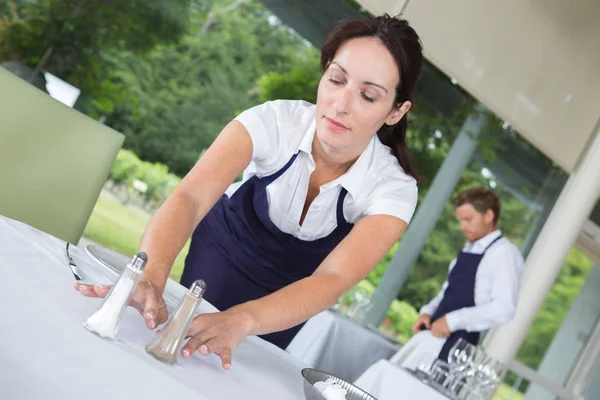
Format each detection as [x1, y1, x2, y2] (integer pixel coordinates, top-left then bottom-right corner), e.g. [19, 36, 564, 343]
[315, 37, 411, 158]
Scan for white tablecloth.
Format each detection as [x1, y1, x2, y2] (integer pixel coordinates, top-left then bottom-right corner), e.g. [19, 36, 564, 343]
[287, 310, 400, 382]
[0, 216, 307, 400]
[389, 330, 446, 371]
[355, 360, 449, 400]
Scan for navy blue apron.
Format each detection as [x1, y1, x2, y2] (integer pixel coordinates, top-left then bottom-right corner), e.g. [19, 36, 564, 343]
[180, 153, 354, 349]
[432, 235, 503, 361]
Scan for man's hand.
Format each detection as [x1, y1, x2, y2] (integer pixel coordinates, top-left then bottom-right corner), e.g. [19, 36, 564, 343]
[430, 316, 451, 338]
[411, 313, 432, 333]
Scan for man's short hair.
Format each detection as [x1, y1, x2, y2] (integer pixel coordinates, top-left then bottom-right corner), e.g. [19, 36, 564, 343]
[452, 188, 501, 225]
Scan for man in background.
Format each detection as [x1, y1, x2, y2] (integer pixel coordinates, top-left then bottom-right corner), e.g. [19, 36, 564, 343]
[408, 188, 524, 361]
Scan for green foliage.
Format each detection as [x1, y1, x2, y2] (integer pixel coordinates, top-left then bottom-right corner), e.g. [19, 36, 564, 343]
[257, 49, 321, 103]
[99, 0, 312, 176]
[109, 149, 181, 204]
[0, 0, 191, 109]
[386, 300, 419, 342]
[109, 149, 139, 184]
[515, 249, 593, 370]
[135, 162, 171, 203]
[343, 278, 420, 343]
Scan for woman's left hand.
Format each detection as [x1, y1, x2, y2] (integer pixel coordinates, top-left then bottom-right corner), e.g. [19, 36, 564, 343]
[180, 307, 255, 370]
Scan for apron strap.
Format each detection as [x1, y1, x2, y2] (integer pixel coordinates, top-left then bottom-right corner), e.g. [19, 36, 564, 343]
[261, 153, 299, 186]
[336, 188, 348, 225]
[482, 235, 503, 253]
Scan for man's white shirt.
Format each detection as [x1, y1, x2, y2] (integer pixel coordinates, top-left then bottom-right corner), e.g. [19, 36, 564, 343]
[420, 229, 524, 332]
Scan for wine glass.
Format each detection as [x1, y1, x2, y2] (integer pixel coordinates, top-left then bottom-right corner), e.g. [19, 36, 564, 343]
[346, 287, 372, 323]
[447, 338, 477, 395]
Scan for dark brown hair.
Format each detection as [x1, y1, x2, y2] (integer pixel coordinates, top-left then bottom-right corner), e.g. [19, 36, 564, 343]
[452, 188, 501, 225]
[320, 14, 423, 180]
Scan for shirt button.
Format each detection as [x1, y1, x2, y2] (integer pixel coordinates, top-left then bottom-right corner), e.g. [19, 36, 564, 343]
[312, 204, 321, 210]
[301, 233, 309, 239]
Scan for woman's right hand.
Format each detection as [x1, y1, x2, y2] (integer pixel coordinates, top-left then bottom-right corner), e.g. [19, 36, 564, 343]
[74, 278, 169, 329]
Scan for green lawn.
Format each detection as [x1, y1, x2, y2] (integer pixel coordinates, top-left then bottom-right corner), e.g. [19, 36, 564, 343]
[82, 194, 189, 281]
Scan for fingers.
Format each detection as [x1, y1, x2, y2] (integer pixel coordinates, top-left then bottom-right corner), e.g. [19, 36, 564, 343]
[180, 315, 235, 371]
[430, 321, 440, 337]
[412, 319, 422, 333]
[181, 331, 214, 358]
[411, 323, 419, 333]
[142, 289, 159, 329]
[430, 321, 449, 338]
[412, 315, 430, 332]
[435, 329, 448, 338]
[442, 326, 451, 338]
[129, 281, 167, 330]
[204, 340, 233, 370]
[421, 314, 431, 329]
[220, 348, 232, 370]
[156, 301, 168, 326]
[186, 314, 211, 337]
[182, 337, 233, 371]
[74, 282, 111, 298]
[181, 317, 212, 355]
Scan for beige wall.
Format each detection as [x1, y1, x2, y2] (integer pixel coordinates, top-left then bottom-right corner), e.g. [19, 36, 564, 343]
[364, 0, 600, 172]
[358, 0, 408, 17]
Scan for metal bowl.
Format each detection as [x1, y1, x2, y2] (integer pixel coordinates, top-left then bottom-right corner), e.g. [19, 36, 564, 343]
[301, 368, 377, 400]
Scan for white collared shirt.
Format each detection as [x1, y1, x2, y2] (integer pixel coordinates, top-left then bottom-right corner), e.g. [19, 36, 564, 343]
[229, 100, 418, 241]
[420, 229, 524, 332]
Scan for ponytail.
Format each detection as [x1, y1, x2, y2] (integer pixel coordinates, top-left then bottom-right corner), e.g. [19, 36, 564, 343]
[377, 113, 419, 180]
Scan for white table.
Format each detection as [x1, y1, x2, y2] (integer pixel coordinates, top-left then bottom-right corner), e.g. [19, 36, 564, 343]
[355, 360, 449, 400]
[389, 330, 446, 371]
[287, 310, 400, 382]
[0, 216, 307, 400]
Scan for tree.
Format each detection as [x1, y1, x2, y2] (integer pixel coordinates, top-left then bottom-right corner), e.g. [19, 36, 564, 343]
[101, 0, 313, 176]
[0, 0, 33, 17]
[0, 0, 191, 110]
[257, 47, 320, 104]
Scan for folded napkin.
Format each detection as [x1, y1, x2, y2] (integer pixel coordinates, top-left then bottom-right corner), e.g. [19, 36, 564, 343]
[314, 378, 348, 400]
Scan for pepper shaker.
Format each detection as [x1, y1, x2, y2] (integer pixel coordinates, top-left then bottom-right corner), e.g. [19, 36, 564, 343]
[146, 279, 207, 364]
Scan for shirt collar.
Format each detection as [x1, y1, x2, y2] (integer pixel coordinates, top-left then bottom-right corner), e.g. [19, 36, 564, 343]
[298, 118, 375, 200]
[464, 229, 502, 251]
[335, 137, 374, 199]
[298, 118, 315, 155]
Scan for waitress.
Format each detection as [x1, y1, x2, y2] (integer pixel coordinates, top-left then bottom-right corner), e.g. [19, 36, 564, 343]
[76, 14, 424, 370]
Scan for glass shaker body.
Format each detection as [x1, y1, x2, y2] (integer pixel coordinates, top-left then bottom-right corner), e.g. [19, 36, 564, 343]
[83, 252, 147, 339]
[146, 280, 206, 364]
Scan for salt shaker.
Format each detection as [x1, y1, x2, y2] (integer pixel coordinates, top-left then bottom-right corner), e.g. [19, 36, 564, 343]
[83, 252, 147, 340]
[146, 279, 207, 364]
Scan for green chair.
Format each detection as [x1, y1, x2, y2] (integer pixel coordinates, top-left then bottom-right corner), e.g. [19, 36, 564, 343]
[0, 67, 124, 244]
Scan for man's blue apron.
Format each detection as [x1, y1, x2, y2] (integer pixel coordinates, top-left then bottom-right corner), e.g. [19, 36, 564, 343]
[431, 235, 503, 361]
[181, 153, 354, 349]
